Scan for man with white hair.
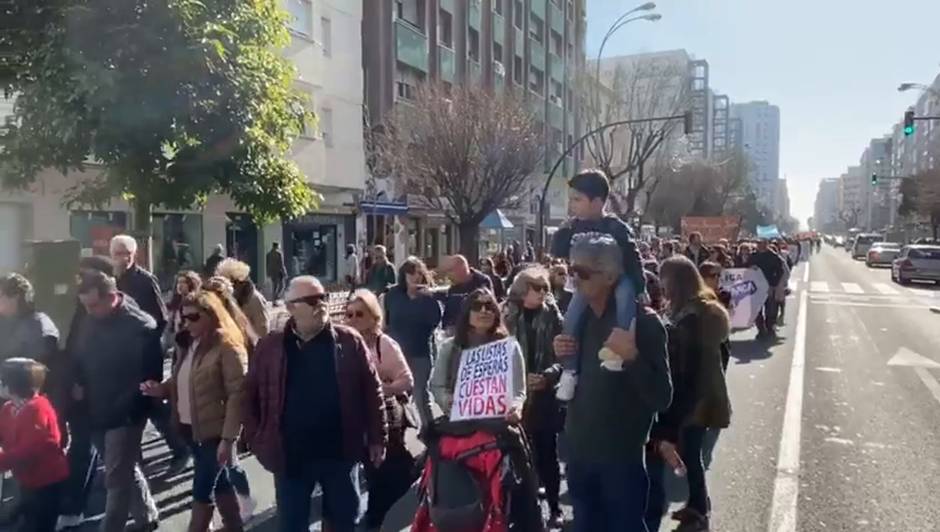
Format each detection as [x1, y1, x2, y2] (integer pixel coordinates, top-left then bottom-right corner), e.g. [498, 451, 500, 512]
[109, 234, 191, 476]
[244, 276, 387, 532]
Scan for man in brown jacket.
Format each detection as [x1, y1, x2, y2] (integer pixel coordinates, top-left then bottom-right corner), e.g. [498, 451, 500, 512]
[243, 276, 387, 532]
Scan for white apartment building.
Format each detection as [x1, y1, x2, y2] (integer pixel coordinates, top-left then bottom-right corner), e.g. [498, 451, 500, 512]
[0, 0, 368, 290]
[731, 101, 780, 213]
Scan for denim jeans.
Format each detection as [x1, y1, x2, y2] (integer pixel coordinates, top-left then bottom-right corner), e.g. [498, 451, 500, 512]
[679, 426, 709, 516]
[274, 459, 360, 532]
[566, 459, 649, 532]
[561, 275, 636, 372]
[186, 433, 234, 504]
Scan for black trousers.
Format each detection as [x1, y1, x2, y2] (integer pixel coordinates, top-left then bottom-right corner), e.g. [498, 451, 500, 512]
[364, 434, 415, 529]
[528, 429, 561, 513]
[19, 481, 63, 532]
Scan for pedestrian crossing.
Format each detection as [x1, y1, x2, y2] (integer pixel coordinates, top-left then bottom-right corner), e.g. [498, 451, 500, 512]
[787, 279, 940, 308]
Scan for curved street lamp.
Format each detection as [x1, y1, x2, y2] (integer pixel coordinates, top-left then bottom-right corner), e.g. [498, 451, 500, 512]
[898, 82, 940, 100]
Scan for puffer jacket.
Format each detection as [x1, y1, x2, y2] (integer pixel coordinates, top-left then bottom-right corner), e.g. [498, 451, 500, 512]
[167, 337, 248, 442]
[652, 296, 732, 443]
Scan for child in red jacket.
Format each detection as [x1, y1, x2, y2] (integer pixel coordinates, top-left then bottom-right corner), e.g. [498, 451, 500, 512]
[0, 358, 69, 532]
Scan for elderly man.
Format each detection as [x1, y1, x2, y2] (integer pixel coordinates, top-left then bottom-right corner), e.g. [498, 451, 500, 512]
[438, 254, 493, 332]
[554, 235, 672, 532]
[244, 276, 387, 532]
[72, 271, 161, 532]
[109, 234, 190, 475]
[364, 245, 396, 295]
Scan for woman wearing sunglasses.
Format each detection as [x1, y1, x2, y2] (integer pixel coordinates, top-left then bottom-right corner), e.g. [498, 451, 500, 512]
[427, 288, 526, 424]
[345, 289, 415, 532]
[503, 267, 565, 528]
[141, 291, 248, 532]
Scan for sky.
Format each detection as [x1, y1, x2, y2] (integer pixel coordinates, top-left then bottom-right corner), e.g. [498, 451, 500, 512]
[586, 0, 940, 228]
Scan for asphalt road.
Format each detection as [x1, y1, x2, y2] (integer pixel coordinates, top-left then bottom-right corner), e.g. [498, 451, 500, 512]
[5, 245, 940, 531]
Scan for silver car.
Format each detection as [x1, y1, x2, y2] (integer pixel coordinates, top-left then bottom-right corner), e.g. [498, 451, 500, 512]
[866, 242, 901, 267]
[892, 245, 940, 285]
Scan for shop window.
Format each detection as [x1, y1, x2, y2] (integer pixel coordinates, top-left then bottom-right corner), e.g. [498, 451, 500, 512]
[69, 210, 129, 257]
[152, 213, 204, 291]
[284, 219, 339, 282]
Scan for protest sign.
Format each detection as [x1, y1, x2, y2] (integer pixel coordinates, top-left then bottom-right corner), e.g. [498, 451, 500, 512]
[680, 216, 741, 244]
[756, 225, 781, 239]
[719, 268, 770, 330]
[450, 338, 517, 422]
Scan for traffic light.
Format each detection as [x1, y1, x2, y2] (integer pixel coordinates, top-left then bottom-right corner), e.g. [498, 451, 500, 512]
[904, 110, 916, 136]
[871, 173, 878, 186]
[684, 111, 694, 135]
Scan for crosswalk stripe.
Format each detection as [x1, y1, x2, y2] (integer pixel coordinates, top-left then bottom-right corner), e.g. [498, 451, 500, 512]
[873, 283, 900, 295]
[810, 281, 829, 293]
[841, 282, 864, 294]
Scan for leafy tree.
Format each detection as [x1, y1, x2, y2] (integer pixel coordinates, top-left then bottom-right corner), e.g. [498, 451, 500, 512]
[0, 0, 317, 260]
[900, 170, 940, 239]
[373, 84, 543, 263]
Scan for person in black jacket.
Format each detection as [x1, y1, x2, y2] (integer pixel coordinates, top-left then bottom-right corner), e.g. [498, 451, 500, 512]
[110, 234, 190, 475]
[73, 271, 160, 532]
[747, 239, 786, 339]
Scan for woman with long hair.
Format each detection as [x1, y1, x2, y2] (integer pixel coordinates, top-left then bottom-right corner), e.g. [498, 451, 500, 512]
[345, 290, 415, 532]
[165, 271, 202, 349]
[383, 257, 442, 425]
[503, 267, 564, 528]
[141, 291, 248, 532]
[646, 256, 731, 532]
[204, 276, 260, 351]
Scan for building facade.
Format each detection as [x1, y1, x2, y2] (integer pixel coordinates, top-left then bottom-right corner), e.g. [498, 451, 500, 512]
[730, 101, 781, 213]
[362, 0, 587, 262]
[814, 178, 840, 233]
[0, 0, 367, 290]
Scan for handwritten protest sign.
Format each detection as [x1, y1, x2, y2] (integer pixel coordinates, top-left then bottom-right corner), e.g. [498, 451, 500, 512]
[680, 216, 741, 244]
[450, 338, 516, 422]
[720, 268, 770, 330]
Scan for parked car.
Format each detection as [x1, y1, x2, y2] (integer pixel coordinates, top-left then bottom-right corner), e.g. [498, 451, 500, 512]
[852, 233, 884, 259]
[892, 245, 940, 285]
[866, 242, 901, 267]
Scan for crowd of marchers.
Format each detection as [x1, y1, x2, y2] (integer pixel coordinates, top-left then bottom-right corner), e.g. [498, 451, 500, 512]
[0, 168, 816, 532]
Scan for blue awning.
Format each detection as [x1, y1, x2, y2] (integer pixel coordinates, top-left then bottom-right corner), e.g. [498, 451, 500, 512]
[480, 209, 514, 230]
[359, 200, 409, 216]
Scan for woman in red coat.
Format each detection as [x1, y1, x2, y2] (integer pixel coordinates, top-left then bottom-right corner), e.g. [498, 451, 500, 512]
[0, 357, 69, 532]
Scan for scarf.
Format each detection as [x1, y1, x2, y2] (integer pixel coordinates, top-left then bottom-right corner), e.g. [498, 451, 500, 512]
[505, 301, 557, 373]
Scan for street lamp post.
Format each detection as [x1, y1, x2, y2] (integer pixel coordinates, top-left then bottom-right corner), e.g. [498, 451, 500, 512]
[592, 4, 660, 117]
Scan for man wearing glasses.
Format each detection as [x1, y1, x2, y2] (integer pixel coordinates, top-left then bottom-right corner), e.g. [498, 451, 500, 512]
[243, 276, 387, 532]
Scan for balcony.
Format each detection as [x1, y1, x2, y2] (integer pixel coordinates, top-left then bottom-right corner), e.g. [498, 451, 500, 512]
[548, 102, 563, 129]
[550, 53, 564, 82]
[493, 13, 505, 45]
[530, 39, 545, 70]
[550, 2, 564, 33]
[395, 18, 429, 73]
[469, 0, 481, 29]
[439, 46, 456, 82]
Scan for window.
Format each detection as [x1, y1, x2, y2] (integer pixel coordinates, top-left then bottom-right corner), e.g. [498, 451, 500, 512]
[319, 107, 333, 147]
[396, 81, 417, 101]
[567, 42, 573, 60]
[513, 55, 523, 85]
[438, 9, 453, 47]
[287, 0, 312, 37]
[550, 80, 562, 103]
[567, 0, 574, 20]
[529, 66, 544, 95]
[514, 0, 524, 29]
[468, 27, 480, 62]
[320, 17, 332, 57]
[397, 0, 425, 30]
[494, 0, 503, 15]
[550, 31, 563, 57]
[530, 14, 544, 43]
[493, 42, 503, 65]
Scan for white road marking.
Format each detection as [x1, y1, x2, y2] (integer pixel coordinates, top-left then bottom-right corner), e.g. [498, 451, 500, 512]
[802, 262, 810, 283]
[872, 283, 899, 295]
[907, 287, 939, 297]
[810, 281, 829, 293]
[841, 282, 864, 294]
[808, 300, 929, 310]
[886, 347, 940, 369]
[914, 367, 940, 408]
[768, 289, 808, 532]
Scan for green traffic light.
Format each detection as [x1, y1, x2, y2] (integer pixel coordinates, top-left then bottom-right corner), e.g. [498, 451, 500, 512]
[904, 125, 915, 136]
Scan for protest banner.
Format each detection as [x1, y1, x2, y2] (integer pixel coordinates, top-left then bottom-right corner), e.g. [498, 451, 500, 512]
[680, 216, 742, 243]
[720, 268, 770, 329]
[756, 225, 781, 239]
[450, 338, 517, 422]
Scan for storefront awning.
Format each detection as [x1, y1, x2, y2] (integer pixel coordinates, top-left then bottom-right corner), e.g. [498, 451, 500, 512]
[480, 209, 514, 230]
[359, 200, 409, 216]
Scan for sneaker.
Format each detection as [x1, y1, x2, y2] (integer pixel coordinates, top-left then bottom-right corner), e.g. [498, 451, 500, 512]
[556, 371, 578, 402]
[55, 514, 84, 531]
[237, 494, 257, 522]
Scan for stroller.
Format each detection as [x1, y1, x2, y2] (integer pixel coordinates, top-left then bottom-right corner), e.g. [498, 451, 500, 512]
[411, 419, 545, 532]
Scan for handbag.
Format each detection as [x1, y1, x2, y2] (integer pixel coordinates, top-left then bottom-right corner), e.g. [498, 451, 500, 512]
[375, 335, 420, 431]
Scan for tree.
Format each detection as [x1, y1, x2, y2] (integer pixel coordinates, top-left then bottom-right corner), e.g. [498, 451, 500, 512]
[583, 59, 690, 216]
[0, 0, 317, 260]
[373, 84, 543, 263]
[900, 171, 940, 239]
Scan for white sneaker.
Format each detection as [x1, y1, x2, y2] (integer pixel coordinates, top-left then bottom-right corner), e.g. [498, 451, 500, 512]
[238, 494, 257, 522]
[210, 512, 223, 531]
[556, 371, 578, 401]
[56, 514, 84, 531]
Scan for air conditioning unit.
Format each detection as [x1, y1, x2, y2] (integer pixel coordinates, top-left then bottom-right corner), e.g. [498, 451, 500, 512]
[494, 61, 506, 77]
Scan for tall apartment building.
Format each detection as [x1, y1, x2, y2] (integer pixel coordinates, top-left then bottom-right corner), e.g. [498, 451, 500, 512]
[814, 177, 841, 233]
[858, 137, 892, 230]
[774, 179, 790, 221]
[731, 101, 781, 213]
[839, 166, 863, 228]
[712, 93, 731, 157]
[0, 0, 367, 288]
[363, 0, 587, 259]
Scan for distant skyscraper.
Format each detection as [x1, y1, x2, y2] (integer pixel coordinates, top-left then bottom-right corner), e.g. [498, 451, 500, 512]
[731, 101, 781, 214]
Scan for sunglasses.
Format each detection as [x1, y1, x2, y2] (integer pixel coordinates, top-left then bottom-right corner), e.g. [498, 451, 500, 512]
[287, 294, 327, 307]
[470, 300, 498, 313]
[182, 313, 202, 323]
[529, 284, 549, 293]
[570, 265, 599, 280]
[345, 310, 367, 319]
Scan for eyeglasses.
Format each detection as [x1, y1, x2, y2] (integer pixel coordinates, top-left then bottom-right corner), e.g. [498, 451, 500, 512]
[345, 310, 366, 319]
[570, 265, 600, 280]
[529, 284, 549, 293]
[470, 300, 498, 313]
[182, 313, 202, 323]
[286, 294, 327, 307]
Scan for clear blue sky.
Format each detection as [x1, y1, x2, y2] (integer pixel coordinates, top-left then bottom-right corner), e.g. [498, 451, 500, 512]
[587, 0, 940, 228]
